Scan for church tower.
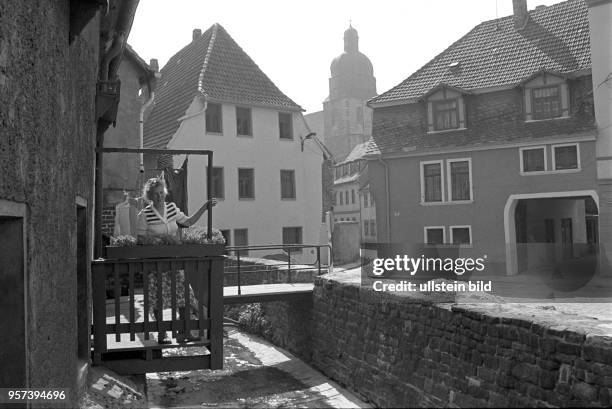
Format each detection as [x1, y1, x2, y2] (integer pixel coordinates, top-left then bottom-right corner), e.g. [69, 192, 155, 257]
[323, 24, 377, 161]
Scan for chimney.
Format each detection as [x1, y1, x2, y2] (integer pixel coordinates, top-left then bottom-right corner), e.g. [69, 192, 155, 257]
[512, 0, 529, 30]
[192, 28, 202, 42]
[149, 58, 159, 73]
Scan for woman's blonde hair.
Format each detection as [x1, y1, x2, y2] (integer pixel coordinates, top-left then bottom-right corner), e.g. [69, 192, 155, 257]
[143, 177, 168, 201]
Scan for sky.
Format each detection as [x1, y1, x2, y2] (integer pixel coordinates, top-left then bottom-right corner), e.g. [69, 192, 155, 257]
[129, 0, 564, 114]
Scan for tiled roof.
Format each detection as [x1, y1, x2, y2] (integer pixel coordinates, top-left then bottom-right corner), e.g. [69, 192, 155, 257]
[340, 141, 370, 164]
[369, 0, 591, 105]
[144, 24, 302, 149]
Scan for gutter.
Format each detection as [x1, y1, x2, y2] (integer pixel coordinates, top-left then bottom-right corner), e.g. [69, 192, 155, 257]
[377, 157, 391, 244]
[139, 91, 155, 174]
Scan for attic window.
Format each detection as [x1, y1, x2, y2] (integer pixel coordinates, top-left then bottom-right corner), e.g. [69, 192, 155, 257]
[425, 87, 466, 133]
[523, 73, 569, 121]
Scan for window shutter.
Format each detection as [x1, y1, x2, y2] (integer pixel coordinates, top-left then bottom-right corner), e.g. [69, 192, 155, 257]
[524, 89, 532, 121]
[560, 83, 569, 117]
[427, 102, 434, 132]
[458, 97, 466, 128]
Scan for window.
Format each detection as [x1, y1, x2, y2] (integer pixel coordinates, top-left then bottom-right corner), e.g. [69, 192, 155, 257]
[421, 161, 443, 203]
[238, 168, 254, 199]
[206, 103, 222, 133]
[553, 144, 579, 171]
[433, 99, 459, 131]
[220, 229, 231, 246]
[450, 226, 472, 245]
[280, 170, 296, 199]
[210, 167, 224, 199]
[236, 107, 252, 136]
[351, 189, 355, 204]
[234, 228, 248, 256]
[520, 147, 546, 173]
[370, 220, 376, 237]
[279, 112, 293, 139]
[424, 227, 445, 245]
[345, 191, 349, 205]
[283, 226, 302, 253]
[532, 86, 561, 120]
[364, 220, 369, 236]
[363, 192, 369, 208]
[447, 159, 472, 202]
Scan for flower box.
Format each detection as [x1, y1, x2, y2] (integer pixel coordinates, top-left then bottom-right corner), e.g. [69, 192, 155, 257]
[105, 243, 225, 260]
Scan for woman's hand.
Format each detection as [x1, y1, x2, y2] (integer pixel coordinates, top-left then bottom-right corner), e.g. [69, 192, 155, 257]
[205, 198, 218, 210]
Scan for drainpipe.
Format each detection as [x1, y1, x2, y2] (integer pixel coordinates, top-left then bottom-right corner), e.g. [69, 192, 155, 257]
[377, 157, 391, 243]
[139, 91, 155, 177]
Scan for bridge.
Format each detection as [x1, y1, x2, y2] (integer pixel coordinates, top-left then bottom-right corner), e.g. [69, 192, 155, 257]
[91, 244, 330, 374]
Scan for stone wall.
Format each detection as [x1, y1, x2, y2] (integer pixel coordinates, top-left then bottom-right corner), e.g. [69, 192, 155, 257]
[259, 275, 612, 407]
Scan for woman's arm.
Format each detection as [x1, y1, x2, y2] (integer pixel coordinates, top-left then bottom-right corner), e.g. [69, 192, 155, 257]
[182, 198, 217, 227]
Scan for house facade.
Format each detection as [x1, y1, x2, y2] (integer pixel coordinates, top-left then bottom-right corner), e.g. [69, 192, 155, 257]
[366, 0, 598, 276]
[586, 0, 612, 273]
[102, 45, 157, 237]
[144, 25, 323, 262]
[0, 0, 138, 402]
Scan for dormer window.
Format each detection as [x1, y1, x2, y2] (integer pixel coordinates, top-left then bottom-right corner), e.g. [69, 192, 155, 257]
[425, 86, 467, 133]
[523, 72, 569, 121]
[532, 85, 562, 120]
[433, 99, 459, 131]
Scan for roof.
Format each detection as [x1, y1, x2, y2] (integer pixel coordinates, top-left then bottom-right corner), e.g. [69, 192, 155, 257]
[144, 23, 302, 149]
[369, 0, 591, 106]
[339, 141, 370, 164]
[123, 43, 152, 75]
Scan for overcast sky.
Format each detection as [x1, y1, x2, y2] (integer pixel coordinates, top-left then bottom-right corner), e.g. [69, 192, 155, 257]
[129, 0, 563, 114]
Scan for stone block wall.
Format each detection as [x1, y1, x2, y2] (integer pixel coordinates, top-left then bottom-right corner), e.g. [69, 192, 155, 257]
[260, 276, 612, 407]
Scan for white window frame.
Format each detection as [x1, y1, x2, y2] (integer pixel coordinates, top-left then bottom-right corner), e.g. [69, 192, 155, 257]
[420, 160, 444, 204]
[519, 146, 547, 175]
[449, 225, 472, 247]
[446, 158, 473, 203]
[552, 143, 581, 173]
[424, 226, 446, 245]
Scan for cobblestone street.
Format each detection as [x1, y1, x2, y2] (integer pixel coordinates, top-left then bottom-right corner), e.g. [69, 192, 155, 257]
[145, 327, 371, 408]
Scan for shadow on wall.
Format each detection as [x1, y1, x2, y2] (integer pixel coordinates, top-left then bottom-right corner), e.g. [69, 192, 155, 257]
[332, 221, 360, 265]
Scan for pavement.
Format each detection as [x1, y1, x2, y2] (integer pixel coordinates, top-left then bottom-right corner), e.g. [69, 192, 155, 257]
[145, 327, 372, 408]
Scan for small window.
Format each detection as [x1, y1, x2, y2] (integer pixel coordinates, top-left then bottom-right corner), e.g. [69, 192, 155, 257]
[234, 228, 248, 256]
[370, 220, 376, 237]
[532, 85, 561, 120]
[220, 229, 231, 246]
[520, 147, 546, 173]
[206, 103, 222, 133]
[280, 170, 296, 199]
[364, 220, 369, 236]
[553, 144, 579, 171]
[283, 226, 302, 253]
[363, 192, 369, 208]
[433, 99, 459, 131]
[421, 161, 443, 203]
[339, 191, 343, 206]
[450, 226, 472, 245]
[238, 168, 254, 199]
[351, 189, 355, 204]
[236, 107, 252, 136]
[210, 167, 224, 199]
[424, 227, 445, 245]
[279, 112, 293, 139]
[345, 191, 349, 205]
[447, 159, 471, 201]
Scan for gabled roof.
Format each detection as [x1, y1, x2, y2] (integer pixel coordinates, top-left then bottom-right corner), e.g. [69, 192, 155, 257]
[144, 23, 302, 149]
[369, 0, 591, 106]
[339, 141, 370, 165]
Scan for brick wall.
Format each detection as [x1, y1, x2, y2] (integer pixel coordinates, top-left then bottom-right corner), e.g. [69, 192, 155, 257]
[101, 206, 116, 237]
[259, 276, 612, 407]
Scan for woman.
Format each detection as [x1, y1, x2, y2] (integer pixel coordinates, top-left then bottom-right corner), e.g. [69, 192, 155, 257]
[137, 177, 217, 343]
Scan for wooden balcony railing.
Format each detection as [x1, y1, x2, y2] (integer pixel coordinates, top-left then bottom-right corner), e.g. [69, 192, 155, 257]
[91, 252, 224, 374]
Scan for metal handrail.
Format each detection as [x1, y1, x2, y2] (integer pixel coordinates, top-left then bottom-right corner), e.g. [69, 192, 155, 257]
[223, 244, 333, 296]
